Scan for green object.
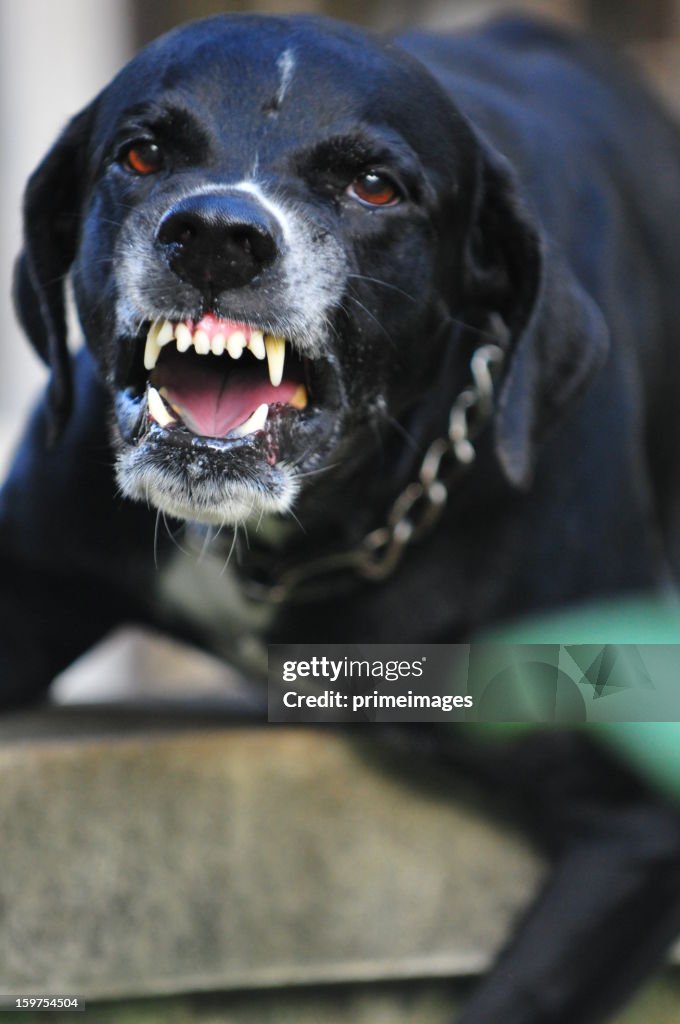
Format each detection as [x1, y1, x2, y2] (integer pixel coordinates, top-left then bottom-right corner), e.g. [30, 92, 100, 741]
[468, 596, 680, 802]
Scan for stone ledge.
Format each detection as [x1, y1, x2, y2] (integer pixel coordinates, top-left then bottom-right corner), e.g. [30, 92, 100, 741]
[0, 721, 542, 1001]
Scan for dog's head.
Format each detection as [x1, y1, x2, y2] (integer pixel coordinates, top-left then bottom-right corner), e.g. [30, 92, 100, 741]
[15, 15, 608, 527]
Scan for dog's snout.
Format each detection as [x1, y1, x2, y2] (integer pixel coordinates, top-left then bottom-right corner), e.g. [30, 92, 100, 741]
[156, 193, 280, 294]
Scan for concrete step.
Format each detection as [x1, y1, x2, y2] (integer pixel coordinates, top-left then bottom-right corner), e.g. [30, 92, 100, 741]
[0, 718, 541, 1000]
[0, 712, 678, 1022]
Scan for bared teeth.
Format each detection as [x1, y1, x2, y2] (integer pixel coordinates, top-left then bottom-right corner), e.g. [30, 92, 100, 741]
[193, 329, 211, 355]
[157, 320, 174, 346]
[158, 387, 182, 418]
[144, 320, 290, 388]
[265, 335, 286, 386]
[144, 318, 175, 369]
[147, 385, 176, 427]
[144, 322, 163, 371]
[226, 331, 246, 359]
[142, 318, 306, 440]
[248, 330, 266, 360]
[146, 320, 162, 346]
[231, 402, 269, 437]
[175, 323, 192, 352]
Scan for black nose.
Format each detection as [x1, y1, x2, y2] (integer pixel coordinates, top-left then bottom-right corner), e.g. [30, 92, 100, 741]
[156, 192, 280, 296]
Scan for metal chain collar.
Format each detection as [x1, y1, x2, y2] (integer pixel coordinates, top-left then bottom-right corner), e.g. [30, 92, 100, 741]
[242, 316, 509, 604]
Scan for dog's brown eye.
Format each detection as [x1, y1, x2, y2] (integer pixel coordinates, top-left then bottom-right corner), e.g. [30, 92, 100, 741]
[122, 141, 163, 176]
[349, 172, 400, 207]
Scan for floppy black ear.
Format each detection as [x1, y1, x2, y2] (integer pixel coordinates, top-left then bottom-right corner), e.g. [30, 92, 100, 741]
[463, 142, 610, 488]
[14, 105, 94, 444]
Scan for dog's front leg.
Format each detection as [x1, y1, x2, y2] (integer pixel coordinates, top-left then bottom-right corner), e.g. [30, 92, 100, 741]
[0, 350, 158, 708]
[454, 732, 680, 1024]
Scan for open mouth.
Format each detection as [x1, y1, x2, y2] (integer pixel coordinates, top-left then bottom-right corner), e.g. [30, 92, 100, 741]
[113, 309, 345, 524]
[144, 313, 309, 442]
[117, 312, 332, 459]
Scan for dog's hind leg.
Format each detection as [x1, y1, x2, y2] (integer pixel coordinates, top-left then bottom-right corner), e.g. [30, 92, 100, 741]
[451, 731, 680, 1024]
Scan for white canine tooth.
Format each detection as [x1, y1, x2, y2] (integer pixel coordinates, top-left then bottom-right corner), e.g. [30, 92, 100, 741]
[232, 403, 269, 438]
[193, 329, 211, 355]
[175, 323, 192, 352]
[148, 386, 176, 428]
[147, 319, 162, 344]
[265, 335, 286, 387]
[144, 326, 162, 371]
[211, 332, 226, 356]
[157, 319, 175, 346]
[248, 330, 266, 360]
[159, 387, 183, 418]
[227, 331, 246, 359]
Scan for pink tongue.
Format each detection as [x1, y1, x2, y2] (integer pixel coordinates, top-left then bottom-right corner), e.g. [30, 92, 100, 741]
[158, 361, 295, 437]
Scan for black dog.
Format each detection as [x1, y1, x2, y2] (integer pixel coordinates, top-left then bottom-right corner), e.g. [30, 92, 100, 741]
[4, 13, 680, 1022]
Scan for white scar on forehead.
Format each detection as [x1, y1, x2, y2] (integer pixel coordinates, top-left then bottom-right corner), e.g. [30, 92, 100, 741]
[275, 48, 295, 107]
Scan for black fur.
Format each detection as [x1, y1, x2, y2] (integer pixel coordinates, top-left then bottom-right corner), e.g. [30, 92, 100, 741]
[4, 14, 680, 1022]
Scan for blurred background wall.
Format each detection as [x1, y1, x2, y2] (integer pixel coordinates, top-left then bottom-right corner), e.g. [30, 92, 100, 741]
[2, 0, 680, 470]
[0, 0, 131, 460]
